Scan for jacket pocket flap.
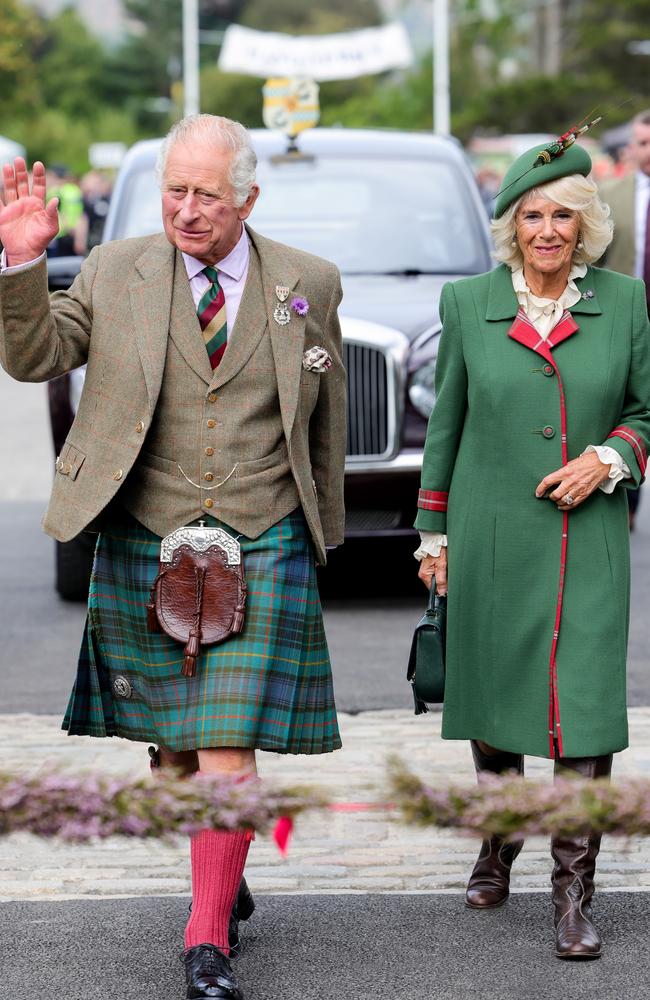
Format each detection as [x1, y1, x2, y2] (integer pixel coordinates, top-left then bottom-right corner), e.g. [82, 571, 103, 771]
[56, 443, 86, 481]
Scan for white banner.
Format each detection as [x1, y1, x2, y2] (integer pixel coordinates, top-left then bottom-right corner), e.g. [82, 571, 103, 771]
[218, 23, 413, 81]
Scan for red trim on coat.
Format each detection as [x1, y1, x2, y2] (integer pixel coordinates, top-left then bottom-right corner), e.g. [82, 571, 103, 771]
[417, 489, 448, 511]
[607, 425, 647, 478]
[507, 308, 577, 757]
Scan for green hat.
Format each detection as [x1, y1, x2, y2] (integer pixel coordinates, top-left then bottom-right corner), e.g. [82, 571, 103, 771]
[493, 140, 592, 219]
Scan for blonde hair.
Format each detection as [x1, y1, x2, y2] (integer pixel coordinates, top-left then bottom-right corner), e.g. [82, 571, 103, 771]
[491, 174, 613, 269]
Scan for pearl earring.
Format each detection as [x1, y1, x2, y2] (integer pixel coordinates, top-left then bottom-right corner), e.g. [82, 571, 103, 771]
[510, 235, 518, 247]
[576, 237, 584, 250]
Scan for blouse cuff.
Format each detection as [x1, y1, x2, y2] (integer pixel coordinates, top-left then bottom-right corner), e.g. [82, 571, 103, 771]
[414, 531, 448, 561]
[583, 444, 631, 494]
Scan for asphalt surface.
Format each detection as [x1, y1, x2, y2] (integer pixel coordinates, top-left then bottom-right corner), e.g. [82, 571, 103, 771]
[2, 894, 649, 1000]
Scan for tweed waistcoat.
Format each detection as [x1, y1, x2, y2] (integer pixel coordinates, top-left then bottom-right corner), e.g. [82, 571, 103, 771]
[119, 243, 300, 538]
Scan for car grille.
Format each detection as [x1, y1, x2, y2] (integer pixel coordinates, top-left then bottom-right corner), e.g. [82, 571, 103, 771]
[344, 342, 391, 458]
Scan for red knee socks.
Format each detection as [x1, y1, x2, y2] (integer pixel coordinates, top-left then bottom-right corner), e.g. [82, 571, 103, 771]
[184, 827, 251, 953]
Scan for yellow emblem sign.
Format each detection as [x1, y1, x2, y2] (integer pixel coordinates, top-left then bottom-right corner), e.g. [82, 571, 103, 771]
[262, 77, 320, 137]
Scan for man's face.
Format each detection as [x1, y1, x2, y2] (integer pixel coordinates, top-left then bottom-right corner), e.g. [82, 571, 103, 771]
[161, 141, 259, 264]
[627, 122, 650, 177]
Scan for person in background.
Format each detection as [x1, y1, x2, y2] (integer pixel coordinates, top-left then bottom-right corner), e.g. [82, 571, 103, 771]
[600, 109, 650, 528]
[415, 138, 650, 959]
[45, 163, 84, 257]
[74, 169, 113, 254]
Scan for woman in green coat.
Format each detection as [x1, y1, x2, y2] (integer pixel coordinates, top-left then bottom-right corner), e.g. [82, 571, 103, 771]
[415, 138, 650, 959]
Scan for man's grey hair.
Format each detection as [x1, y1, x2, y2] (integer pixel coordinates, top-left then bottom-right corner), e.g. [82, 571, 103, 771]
[491, 174, 613, 269]
[156, 114, 257, 208]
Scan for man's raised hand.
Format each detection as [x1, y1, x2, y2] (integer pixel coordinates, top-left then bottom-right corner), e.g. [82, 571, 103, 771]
[0, 159, 60, 266]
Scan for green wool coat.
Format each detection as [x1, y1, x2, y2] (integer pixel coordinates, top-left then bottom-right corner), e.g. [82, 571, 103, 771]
[415, 263, 650, 759]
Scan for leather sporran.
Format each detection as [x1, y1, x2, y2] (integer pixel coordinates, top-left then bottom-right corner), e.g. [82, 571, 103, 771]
[406, 582, 447, 714]
[147, 523, 247, 677]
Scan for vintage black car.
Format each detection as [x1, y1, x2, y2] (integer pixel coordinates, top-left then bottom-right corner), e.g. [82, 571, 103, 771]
[47, 128, 491, 598]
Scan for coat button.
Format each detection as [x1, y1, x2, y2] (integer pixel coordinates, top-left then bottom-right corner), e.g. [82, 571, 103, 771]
[542, 425, 555, 439]
[543, 365, 554, 377]
[207, 418, 216, 429]
[135, 420, 145, 433]
[207, 392, 217, 403]
[204, 472, 214, 482]
[204, 498, 214, 509]
[62, 463, 72, 475]
[112, 468, 124, 480]
[205, 447, 214, 456]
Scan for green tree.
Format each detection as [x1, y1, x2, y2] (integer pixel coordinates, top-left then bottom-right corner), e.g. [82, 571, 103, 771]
[34, 8, 107, 120]
[0, 0, 42, 116]
[240, 0, 381, 33]
[102, 0, 183, 131]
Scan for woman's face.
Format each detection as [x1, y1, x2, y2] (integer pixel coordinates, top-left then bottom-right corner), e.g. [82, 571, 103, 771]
[515, 195, 581, 280]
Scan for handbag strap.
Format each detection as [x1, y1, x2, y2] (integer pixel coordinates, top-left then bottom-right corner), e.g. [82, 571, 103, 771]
[427, 580, 438, 611]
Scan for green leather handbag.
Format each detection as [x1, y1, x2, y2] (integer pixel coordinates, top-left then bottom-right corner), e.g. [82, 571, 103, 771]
[406, 583, 447, 714]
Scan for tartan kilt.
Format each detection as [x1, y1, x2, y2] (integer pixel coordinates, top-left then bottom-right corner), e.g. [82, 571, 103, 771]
[62, 508, 341, 755]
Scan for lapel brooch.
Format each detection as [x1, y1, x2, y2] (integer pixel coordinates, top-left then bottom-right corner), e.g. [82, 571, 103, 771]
[581, 289, 594, 301]
[273, 285, 310, 326]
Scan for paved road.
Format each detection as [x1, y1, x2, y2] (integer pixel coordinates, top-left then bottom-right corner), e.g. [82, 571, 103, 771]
[3, 894, 650, 1000]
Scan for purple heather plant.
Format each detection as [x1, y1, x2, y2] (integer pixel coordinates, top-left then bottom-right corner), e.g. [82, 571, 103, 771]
[291, 296, 309, 316]
[0, 770, 325, 843]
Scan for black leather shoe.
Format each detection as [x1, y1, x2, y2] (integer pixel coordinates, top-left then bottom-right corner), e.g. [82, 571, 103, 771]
[229, 878, 255, 957]
[184, 943, 243, 1000]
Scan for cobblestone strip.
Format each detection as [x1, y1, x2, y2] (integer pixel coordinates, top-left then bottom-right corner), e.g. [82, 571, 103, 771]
[1, 710, 650, 900]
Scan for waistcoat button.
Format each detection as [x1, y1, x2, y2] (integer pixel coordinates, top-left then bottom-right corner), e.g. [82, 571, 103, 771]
[205, 447, 214, 456]
[207, 418, 216, 429]
[207, 392, 217, 403]
[204, 498, 214, 509]
[204, 472, 214, 482]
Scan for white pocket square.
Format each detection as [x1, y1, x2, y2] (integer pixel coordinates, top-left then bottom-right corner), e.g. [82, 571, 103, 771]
[302, 346, 332, 372]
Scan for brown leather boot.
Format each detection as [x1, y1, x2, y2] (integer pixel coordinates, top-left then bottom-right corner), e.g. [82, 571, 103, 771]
[551, 753, 613, 959]
[465, 740, 524, 909]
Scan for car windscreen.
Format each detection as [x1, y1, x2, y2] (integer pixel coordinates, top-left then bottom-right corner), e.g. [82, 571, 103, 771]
[111, 156, 487, 275]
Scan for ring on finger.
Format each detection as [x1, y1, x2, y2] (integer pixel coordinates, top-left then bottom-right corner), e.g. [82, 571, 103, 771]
[562, 493, 575, 505]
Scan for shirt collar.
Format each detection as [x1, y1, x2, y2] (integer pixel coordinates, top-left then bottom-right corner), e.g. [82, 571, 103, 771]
[182, 223, 250, 281]
[511, 262, 587, 305]
[636, 171, 650, 192]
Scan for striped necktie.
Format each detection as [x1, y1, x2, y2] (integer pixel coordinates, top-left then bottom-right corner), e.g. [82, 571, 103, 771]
[197, 265, 228, 369]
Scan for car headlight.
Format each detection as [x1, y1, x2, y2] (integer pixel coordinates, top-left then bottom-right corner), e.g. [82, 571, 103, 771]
[408, 360, 437, 420]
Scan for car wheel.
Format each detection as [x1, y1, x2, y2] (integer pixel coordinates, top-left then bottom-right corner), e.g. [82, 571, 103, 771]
[55, 534, 96, 601]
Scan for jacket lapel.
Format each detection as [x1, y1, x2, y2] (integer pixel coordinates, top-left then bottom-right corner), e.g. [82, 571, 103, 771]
[129, 236, 178, 412]
[486, 262, 588, 360]
[248, 226, 307, 444]
[168, 250, 213, 384]
[208, 237, 267, 390]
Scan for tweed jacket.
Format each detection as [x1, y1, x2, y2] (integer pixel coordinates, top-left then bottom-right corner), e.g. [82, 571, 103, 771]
[600, 173, 636, 276]
[0, 226, 346, 564]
